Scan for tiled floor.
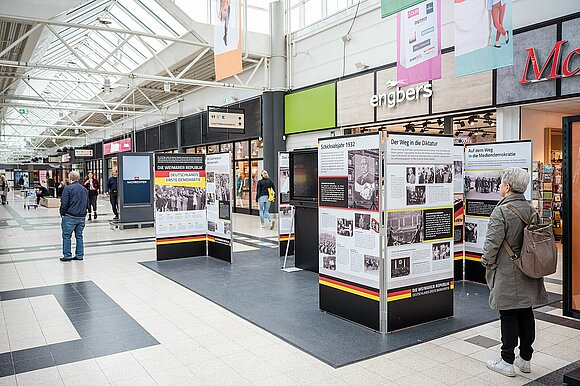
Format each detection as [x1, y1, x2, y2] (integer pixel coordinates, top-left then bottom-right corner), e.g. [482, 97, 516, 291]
[0, 192, 579, 385]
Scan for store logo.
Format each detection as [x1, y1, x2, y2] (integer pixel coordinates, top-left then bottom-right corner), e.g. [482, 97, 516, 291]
[370, 81, 432, 109]
[519, 40, 580, 84]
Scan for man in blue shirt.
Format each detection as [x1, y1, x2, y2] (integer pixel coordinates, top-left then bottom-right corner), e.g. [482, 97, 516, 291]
[59, 171, 89, 262]
[106, 169, 119, 220]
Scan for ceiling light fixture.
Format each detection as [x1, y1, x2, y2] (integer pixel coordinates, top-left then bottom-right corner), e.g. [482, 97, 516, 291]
[437, 118, 443, 126]
[459, 121, 466, 128]
[439, 129, 445, 135]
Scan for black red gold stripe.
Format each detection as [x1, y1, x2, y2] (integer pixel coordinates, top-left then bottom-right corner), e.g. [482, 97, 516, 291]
[319, 276, 379, 301]
[156, 235, 206, 245]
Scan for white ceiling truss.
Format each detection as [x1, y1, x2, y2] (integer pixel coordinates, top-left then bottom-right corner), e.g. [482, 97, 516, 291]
[0, 0, 272, 162]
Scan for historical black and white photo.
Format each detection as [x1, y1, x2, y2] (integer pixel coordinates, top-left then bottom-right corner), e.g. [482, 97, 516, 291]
[215, 173, 231, 201]
[319, 232, 336, 255]
[406, 185, 426, 206]
[337, 218, 353, 237]
[208, 221, 217, 232]
[465, 222, 478, 243]
[348, 149, 379, 210]
[224, 222, 231, 236]
[464, 171, 502, 200]
[432, 242, 451, 260]
[417, 166, 435, 184]
[207, 193, 216, 206]
[387, 210, 424, 246]
[391, 257, 410, 278]
[323, 255, 336, 270]
[406, 167, 416, 184]
[364, 255, 380, 274]
[354, 213, 371, 230]
[206, 171, 215, 183]
[155, 185, 206, 212]
[435, 165, 453, 183]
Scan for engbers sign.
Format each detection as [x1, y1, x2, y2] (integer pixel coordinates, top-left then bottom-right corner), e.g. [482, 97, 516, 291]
[370, 81, 432, 108]
[519, 40, 579, 84]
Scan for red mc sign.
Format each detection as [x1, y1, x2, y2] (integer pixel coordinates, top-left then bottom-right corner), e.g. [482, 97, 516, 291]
[519, 39, 580, 84]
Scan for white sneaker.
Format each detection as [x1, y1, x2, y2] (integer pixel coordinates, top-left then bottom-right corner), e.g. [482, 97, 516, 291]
[486, 358, 515, 377]
[514, 356, 531, 373]
[260, 223, 265, 228]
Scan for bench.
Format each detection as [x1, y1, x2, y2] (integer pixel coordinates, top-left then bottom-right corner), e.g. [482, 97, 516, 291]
[40, 197, 60, 208]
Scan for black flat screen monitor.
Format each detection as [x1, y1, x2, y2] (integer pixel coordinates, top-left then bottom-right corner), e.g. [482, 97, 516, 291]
[290, 150, 318, 206]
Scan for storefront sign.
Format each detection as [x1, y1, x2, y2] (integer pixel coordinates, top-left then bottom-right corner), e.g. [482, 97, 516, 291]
[370, 82, 432, 108]
[519, 40, 580, 84]
[48, 156, 61, 163]
[61, 154, 70, 163]
[74, 149, 94, 158]
[104, 138, 132, 156]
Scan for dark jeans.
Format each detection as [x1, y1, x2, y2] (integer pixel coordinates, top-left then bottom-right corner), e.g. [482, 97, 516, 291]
[36, 193, 48, 205]
[500, 308, 535, 364]
[109, 191, 118, 217]
[88, 195, 97, 213]
[61, 215, 85, 259]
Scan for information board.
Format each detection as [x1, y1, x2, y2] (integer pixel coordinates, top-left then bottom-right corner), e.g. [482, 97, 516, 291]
[278, 152, 294, 256]
[206, 153, 233, 263]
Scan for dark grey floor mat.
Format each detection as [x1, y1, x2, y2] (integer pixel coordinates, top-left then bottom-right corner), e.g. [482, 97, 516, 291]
[141, 249, 561, 368]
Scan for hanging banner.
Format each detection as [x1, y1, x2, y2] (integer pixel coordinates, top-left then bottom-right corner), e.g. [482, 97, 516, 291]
[318, 134, 382, 331]
[382, 0, 424, 18]
[463, 140, 532, 283]
[453, 145, 465, 281]
[385, 133, 454, 331]
[154, 154, 207, 261]
[454, 0, 513, 77]
[214, 0, 242, 81]
[206, 152, 233, 262]
[278, 152, 294, 256]
[396, 0, 441, 86]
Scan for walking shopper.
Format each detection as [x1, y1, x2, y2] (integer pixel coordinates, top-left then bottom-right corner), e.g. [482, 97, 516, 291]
[59, 171, 89, 262]
[106, 170, 119, 220]
[83, 171, 99, 220]
[0, 175, 9, 205]
[482, 167, 548, 377]
[256, 170, 276, 229]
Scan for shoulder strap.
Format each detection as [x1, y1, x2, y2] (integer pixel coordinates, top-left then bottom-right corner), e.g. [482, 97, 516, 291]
[502, 240, 518, 260]
[504, 203, 529, 225]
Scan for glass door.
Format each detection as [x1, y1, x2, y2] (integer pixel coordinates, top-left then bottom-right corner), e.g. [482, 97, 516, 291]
[250, 159, 264, 214]
[234, 141, 250, 214]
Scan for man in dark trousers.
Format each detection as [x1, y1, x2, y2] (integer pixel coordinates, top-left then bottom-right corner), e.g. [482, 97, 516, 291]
[59, 171, 88, 262]
[106, 169, 119, 220]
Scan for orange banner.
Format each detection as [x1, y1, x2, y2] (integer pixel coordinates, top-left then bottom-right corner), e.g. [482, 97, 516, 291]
[214, 0, 242, 81]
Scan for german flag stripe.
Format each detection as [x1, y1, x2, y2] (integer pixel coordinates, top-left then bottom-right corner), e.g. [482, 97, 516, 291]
[387, 293, 412, 302]
[387, 288, 411, 298]
[156, 235, 206, 245]
[279, 235, 295, 241]
[319, 277, 380, 301]
[465, 253, 482, 262]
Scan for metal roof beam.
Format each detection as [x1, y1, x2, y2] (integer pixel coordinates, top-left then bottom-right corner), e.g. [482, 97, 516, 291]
[0, 102, 177, 116]
[0, 94, 152, 109]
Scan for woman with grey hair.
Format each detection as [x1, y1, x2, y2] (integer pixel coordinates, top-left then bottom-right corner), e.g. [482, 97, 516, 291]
[482, 167, 547, 377]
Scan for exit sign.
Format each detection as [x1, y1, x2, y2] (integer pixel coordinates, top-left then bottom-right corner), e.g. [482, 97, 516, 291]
[18, 108, 28, 115]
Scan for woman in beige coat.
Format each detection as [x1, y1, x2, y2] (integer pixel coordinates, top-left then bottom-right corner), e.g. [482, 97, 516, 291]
[482, 167, 548, 377]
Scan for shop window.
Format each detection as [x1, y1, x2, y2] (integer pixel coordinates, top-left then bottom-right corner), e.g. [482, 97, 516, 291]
[235, 141, 249, 159]
[220, 143, 233, 153]
[251, 139, 263, 158]
[207, 145, 219, 154]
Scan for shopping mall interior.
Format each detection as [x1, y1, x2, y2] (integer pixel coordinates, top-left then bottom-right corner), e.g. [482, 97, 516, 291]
[0, 0, 579, 385]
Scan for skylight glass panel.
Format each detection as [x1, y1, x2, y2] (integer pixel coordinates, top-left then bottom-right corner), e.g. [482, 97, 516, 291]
[247, 7, 269, 34]
[139, 0, 187, 36]
[175, 0, 209, 24]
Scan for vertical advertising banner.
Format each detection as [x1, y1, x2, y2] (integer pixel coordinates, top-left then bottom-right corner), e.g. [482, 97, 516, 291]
[453, 145, 465, 281]
[382, 0, 424, 18]
[397, 0, 441, 86]
[122, 155, 152, 205]
[214, 0, 242, 81]
[278, 152, 294, 256]
[385, 133, 454, 331]
[463, 141, 532, 283]
[154, 154, 207, 261]
[206, 153, 233, 263]
[318, 134, 382, 331]
[454, 0, 513, 76]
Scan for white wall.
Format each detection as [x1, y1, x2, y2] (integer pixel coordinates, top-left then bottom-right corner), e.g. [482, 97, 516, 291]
[521, 108, 571, 163]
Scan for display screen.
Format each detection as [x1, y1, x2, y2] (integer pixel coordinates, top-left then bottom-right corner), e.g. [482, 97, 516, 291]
[290, 151, 318, 202]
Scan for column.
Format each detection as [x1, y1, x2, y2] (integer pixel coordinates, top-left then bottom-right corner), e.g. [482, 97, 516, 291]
[496, 106, 521, 141]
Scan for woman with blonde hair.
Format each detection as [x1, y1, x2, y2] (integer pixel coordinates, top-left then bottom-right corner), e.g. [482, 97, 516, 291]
[255, 170, 276, 229]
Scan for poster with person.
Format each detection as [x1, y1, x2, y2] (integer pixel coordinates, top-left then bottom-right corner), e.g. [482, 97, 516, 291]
[206, 152, 233, 263]
[463, 140, 532, 282]
[213, 0, 242, 80]
[385, 133, 454, 331]
[278, 152, 294, 256]
[154, 154, 207, 260]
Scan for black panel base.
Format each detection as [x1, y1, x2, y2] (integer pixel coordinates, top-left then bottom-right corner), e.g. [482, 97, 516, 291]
[157, 241, 206, 261]
[279, 239, 295, 257]
[564, 367, 580, 386]
[454, 259, 464, 281]
[388, 280, 453, 332]
[294, 206, 318, 273]
[465, 259, 486, 283]
[208, 238, 232, 263]
[319, 283, 380, 331]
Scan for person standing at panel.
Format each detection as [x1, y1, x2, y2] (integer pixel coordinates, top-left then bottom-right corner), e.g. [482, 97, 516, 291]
[83, 171, 99, 220]
[256, 170, 276, 229]
[482, 167, 547, 377]
[0, 175, 9, 205]
[59, 171, 88, 262]
[106, 170, 119, 220]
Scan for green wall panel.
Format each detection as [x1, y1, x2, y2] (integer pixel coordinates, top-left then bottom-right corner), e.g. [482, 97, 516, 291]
[285, 83, 336, 134]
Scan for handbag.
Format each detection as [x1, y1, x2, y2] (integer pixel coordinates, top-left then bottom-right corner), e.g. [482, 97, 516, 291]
[267, 187, 275, 202]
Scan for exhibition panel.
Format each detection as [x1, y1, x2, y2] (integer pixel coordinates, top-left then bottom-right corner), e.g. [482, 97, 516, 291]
[117, 152, 154, 224]
[206, 152, 233, 263]
[278, 152, 294, 256]
[453, 145, 465, 281]
[463, 141, 532, 283]
[154, 153, 207, 261]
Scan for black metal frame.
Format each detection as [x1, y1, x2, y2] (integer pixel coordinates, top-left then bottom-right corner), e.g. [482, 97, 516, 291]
[562, 115, 580, 319]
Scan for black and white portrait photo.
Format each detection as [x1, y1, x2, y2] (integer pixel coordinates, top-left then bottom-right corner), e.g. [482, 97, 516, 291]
[364, 255, 380, 274]
[435, 165, 453, 184]
[155, 185, 207, 212]
[391, 257, 410, 278]
[207, 193, 216, 206]
[464, 171, 502, 200]
[319, 232, 336, 255]
[387, 210, 423, 246]
[224, 222, 232, 236]
[432, 242, 451, 260]
[417, 166, 435, 184]
[337, 218, 353, 237]
[354, 213, 371, 230]
[406, 186, 426, 206]
[348, 149, 379, 210]
[208, 221, 217, 232]
[465, 222, 478, 243]
[406, 167, 416, 184]
[206, 172, 215, 183]
[323, 255, 336, 271]
[215, 173, 231, 202]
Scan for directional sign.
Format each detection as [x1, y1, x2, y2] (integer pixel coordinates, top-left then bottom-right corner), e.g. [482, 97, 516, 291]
[208, 111, 244, 130]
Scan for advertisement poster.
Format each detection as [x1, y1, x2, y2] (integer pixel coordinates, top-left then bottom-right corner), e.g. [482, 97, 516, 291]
[382, 0, 424, 18]
[463, 140, 532, 282]
[213, 0, 242, 81]
[318, 134, 382, 331]
[14, 171, 29, 189]
[278, 152, 294, 256]
[154, 154, 207, 260]
[454, 0, 513, 76]
[385, 133, 454, 331]
[453, 145, 465, 281]
[397, 0, 441, 86]
[122, 155, 152, 204]
[206, 152, 233, 262]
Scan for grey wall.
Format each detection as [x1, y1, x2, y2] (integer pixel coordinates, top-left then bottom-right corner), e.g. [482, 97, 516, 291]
[561, 18, 580, 96]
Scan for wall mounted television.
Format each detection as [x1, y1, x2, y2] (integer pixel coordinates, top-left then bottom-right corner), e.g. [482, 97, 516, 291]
[289, 149, 318, 207]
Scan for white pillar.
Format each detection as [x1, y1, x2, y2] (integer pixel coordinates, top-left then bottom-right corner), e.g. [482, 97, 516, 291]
[496, 106, 521, 141]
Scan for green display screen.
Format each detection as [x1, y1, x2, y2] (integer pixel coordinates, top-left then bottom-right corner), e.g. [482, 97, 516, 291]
[284, 83, 336, 134]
